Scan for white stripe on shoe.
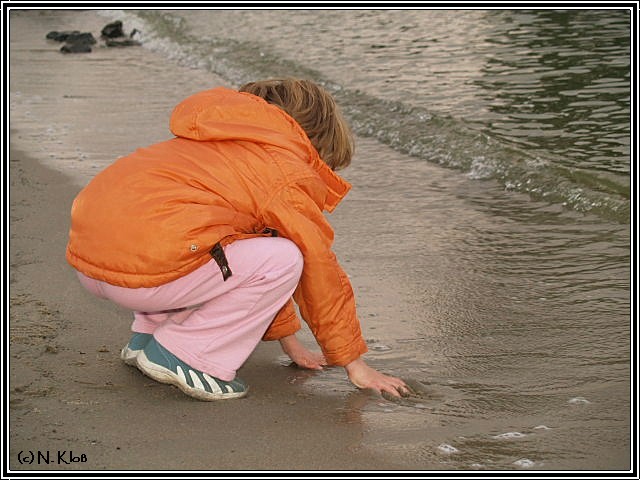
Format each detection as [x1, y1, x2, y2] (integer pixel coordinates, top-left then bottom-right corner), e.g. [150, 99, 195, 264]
[189, 370, 205, 391]
[176, 365, 188, 385]
[202, 373, 223, 394]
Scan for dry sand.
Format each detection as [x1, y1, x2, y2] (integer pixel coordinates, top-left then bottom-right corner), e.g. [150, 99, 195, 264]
[8, 9, 423, 473]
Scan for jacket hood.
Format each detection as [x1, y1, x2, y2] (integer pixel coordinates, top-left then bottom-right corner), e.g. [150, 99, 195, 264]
[169, 87, 350, 212]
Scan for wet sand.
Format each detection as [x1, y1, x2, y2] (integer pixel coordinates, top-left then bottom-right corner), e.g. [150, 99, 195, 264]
[8, 9, 423, 472]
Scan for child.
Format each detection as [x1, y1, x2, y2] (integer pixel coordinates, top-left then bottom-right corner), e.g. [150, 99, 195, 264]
[66, 78, 409, 401]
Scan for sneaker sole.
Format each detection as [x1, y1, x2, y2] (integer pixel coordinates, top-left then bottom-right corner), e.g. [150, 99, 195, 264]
[135, 351, 248, 401]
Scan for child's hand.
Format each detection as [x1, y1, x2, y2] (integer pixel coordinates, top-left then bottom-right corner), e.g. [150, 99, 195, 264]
[344, 357, 409, 398]
[279, 334, 327, 370]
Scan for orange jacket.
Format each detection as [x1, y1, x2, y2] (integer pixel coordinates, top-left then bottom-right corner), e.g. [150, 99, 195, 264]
[66, 87, 368, 366]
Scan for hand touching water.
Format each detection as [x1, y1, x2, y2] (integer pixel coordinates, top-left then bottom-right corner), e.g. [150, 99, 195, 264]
[279, 334, 409, 398]
[279, 334, 327, 370]
[345, 357, 409, 398]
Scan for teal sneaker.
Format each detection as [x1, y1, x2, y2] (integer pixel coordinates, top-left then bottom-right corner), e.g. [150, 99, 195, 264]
[136, 338, 248, 401]
[120, 332, 153, 366]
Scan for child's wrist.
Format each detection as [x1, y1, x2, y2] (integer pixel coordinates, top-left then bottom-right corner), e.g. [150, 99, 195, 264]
[279, 333, 297, 345]
[344, 357, 365, 373]
[279, 334, 301, 354]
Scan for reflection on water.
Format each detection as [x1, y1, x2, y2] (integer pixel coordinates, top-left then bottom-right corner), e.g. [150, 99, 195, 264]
[478, 10, 630, 176]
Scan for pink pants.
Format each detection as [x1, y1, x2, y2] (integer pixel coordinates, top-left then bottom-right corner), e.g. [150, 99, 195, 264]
[77, 237, 303, 381]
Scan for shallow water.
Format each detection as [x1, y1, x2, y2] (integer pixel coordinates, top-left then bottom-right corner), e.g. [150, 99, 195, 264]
[9, 8, 632, 471]
[325, 138, 630, 470]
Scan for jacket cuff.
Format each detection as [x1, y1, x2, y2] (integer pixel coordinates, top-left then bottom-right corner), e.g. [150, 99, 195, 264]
[323, 336, 369, 366]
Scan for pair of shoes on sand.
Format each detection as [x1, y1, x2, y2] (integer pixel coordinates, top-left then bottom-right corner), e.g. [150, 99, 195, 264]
[121, 333, 248, 401]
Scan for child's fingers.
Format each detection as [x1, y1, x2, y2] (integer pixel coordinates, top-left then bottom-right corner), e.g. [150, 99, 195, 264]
[295, 355, 324, 370]
[309, 356, 325, 370]
[378, 378, 411, 398]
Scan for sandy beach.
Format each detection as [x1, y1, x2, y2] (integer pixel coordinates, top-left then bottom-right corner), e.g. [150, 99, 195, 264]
[7, 9, 423, 472]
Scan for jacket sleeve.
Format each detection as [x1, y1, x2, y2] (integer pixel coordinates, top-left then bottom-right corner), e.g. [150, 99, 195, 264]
[260, 183, 368, 366]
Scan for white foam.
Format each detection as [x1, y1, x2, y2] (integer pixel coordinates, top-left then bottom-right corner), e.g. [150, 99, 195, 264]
[437, 444, 459, 455]
[466, 155, 496, 180]
[568, 396, 591, 404]
[513, 458, 535, 468]
[492, 431, 526, 439]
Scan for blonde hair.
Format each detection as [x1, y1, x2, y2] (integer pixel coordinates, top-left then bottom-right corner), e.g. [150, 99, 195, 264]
[239, 78, 354, 171]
